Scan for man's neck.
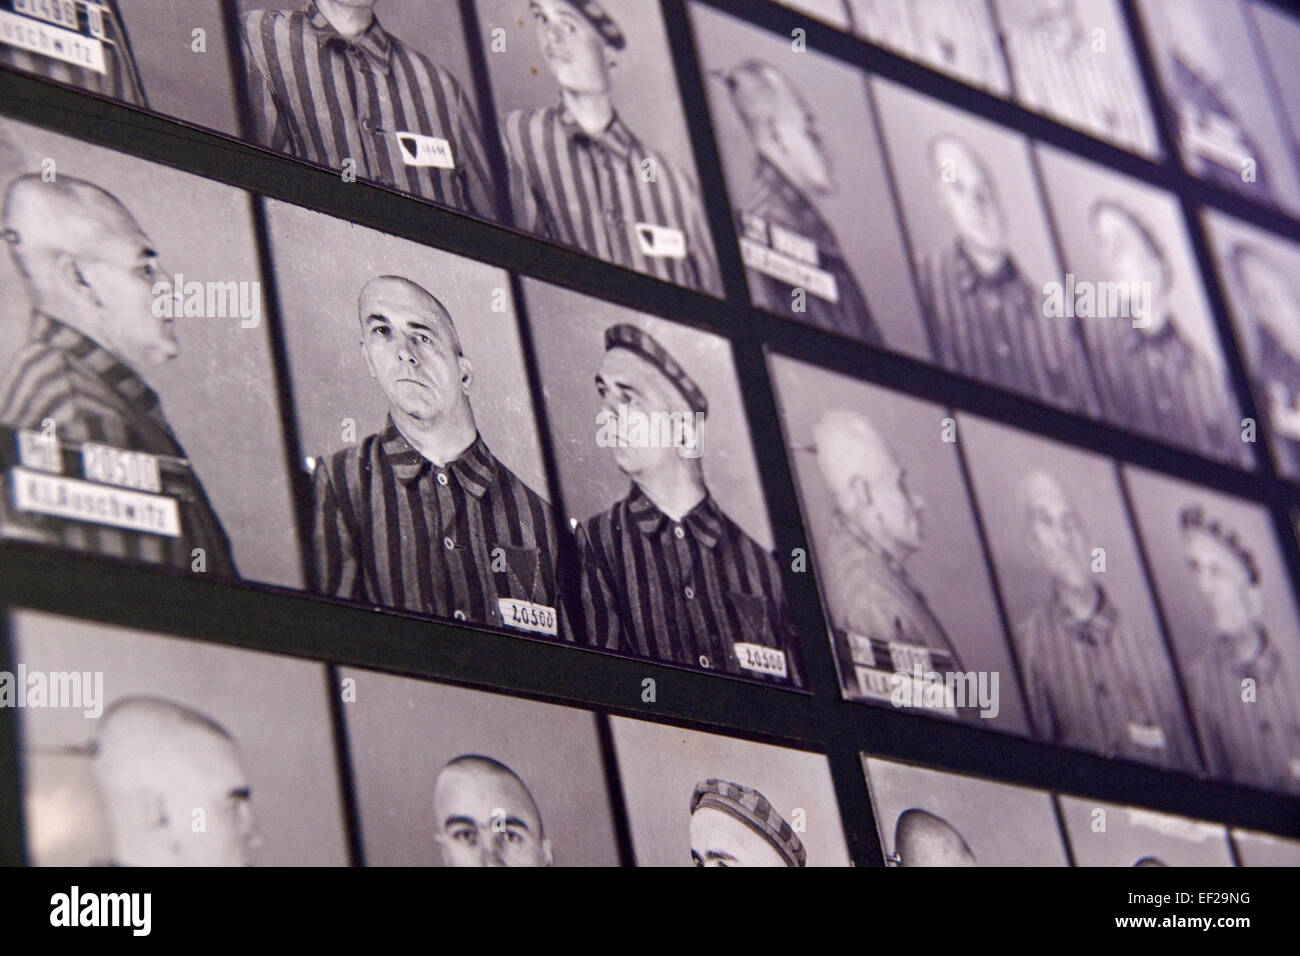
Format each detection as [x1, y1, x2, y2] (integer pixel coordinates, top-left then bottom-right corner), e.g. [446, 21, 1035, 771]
[391, 405, 477, 467]
[1055, 578, 1101, 623]
[633, 462, 707, 523]
[957, 238, 1009, 279]
[561, 89, 615, 136]
[1224, 624, 1264, 666]
[315, 0, 373, 39]
[38, 307, 137, 372]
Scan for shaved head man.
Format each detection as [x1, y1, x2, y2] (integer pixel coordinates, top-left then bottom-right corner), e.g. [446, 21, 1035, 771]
[721, 59, 881, 344]
[92, 697, 259, 867]
[0, 175, 235, 573]
[432, 755, 552, 867]
[917, 134, 1096, 413]
[811, 408, 961, 702]
[310, 275, 560, 635]
[892, 809, 976, 867]
[1011, 470, 1199, 771]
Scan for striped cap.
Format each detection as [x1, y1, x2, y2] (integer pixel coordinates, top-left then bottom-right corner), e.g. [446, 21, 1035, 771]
[690, 778, 806, 867]
[558, 0, 626, 51]
[605, 323, 708, 417]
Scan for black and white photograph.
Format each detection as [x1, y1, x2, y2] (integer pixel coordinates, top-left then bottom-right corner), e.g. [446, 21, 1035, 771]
[0, 0, 240, 135]
[1057, 795, 1233, 866]
[8, 607, 349, 866]
[609, 716, 850, 867]
[769, 355, 1029, 730]
[993, 0, 1160, 157]
[846, 0, 1011, 96]
[525, 279, 802, 686]
[1247, 0, 1300, 185]
[773, 0, 853, 31]
[474, 0, 722, 295]
[959, 414, 1200, 771]
[873, 78, 1099, 416]
[0, 118, 302, 590]
[1037, 143, 1252, 468]
[690, 2, 929, 358]
[262, 198, 560, 639]
[1124, 466, 1300, 796]
[861, 756, 1069, 865]
[233, 0, 499, 220]
[1230, 827, 1300, 866]
[1136, 0, 1300, 213]
[1202, 210, 1300, 481]
[339, 668, 620, 866]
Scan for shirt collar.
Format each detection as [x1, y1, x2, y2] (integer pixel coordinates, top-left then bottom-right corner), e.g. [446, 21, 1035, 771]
[951, 240, 1018, 294]
[379, 417, 496, 496]
[556, 103, 638, 160]
[751, 159, 829, 238]
[1217, 626, 1280, 684]
[29, 313, 161, 414]
[625, 483, 724, 549]
[306, 0, 391, 74]
[1050, 584, 1118, 646]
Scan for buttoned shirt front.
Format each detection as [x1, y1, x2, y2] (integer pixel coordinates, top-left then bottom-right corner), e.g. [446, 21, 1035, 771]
[1015, 585, 1200, 771]
[574, 484, 801, 686]
[0, 314, 235, 575]
[500, 103, 722, 295]
[312, 419, 560, 633]
[241, 2, 499, 218]
[738, 159, 882, 345]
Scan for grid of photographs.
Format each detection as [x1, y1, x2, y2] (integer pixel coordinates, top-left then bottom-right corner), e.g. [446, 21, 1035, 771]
[3, 0, 1300, 866]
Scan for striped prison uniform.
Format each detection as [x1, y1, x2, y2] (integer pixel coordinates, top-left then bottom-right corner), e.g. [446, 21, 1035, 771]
[0, 0, 145, 105]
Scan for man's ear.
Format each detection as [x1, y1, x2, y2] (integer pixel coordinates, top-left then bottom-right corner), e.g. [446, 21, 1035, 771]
[848, 473, 873, 511]
[57, 250, 99, 308]
[360, 335, 378, 380]
[542, 837, 554, 868]
[458, 354, 474, 393]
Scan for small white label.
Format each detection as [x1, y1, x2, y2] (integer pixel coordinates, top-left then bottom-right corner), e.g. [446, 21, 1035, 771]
[887, 640, 933, 676]
[10, 467, 181, 536]
[846, 631, 875, 667]
[14, 0, 78, 30]
[740, 237, 839, 302]
[734, 642, 787, 678]
[395, 132, 455, 169]
[16, 429, 61, 474]
[770, 224, 819, 267]
[0, 9, 106, 73]
[1127, 722, 1167, 749]
[81, 442, 161, 494]
[635, 223, 686, 259]
[498, 597, 557, 636]
[854, 665, 895, 703]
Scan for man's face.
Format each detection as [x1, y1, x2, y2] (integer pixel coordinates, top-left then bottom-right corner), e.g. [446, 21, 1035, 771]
[433, 766, 551, 867]
[1093, 208, 1169, 333]
[595, 347, 692, 477]
[689, 807, 788, 867]
[773, 107, 834, 194]
[1023, 479, 1091, 590]
[1184, 530, 1258, 635]
[933, 142, 1006, 256]
[83, 225, 177, 369]
[852, 452, 923, 556]
[360, 285, 468, 424]
[531, 0, 611, 95]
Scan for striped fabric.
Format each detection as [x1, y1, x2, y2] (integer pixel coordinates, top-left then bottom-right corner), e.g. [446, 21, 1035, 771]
[917, 241, 1098, 414]
[1014, 586, 1201, 771]
[500, 104, 722, 295]
[240, 2, 499, 218]
[0, 314, 235, 575]
[574, 483, 802, 686]
[1184, 629, 1300, 794]
[311, 419, 560, 633]
[1084, 317, 1247, 465]
[1004, 23, 1156, 155]
[0, 0, 145, 106]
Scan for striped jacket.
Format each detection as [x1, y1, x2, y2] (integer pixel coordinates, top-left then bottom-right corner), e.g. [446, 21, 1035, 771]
[0, 0, 145, 106]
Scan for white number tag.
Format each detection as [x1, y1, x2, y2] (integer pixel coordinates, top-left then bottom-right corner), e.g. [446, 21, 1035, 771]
[635, 223, 686, 259]
[734, 642, 787, 678]
[395, 132, 455, 169]
[498, 598, 557, 636]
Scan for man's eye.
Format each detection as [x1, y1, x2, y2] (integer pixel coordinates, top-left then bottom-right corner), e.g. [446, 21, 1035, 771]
[505, 831, 524, 845]
[371, 326, 390, 336]
[451, 828, 476, 844]
[415, 333, 431, 345]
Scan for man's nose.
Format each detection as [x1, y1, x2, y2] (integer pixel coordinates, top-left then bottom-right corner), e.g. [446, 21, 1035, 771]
[480, 833, 506, 867]
[397, 337, 419, 365]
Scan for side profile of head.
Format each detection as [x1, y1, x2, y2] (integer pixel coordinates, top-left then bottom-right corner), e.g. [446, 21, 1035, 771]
[1089, 199, 1172, 323]
[358, 275, 474, 429]
[91, 697, 258, 867]
[4, 174, 176, 371]
[928, 134, 1008, 259]
[432, 755, 553, 867]
[894, 808, 977, 866]
[530, 0, 624, 96]
[722, 60, 833, 195]
[689, 779, 806, 867]
[1179, 505, 1262, 637]
[813, 408, 924, 561]
[1229, 242, 1300, 354]
[1017, 470, 1092, 592]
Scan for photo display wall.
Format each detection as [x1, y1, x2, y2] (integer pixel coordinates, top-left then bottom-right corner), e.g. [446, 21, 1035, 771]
[2, 0, 1299, 866]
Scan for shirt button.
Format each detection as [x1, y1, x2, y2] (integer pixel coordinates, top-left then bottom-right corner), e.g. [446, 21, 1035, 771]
[436, 471, 448, 486]
[453, 610, 466, 621]
[698, 655, 711, 669]
[443, 536, 455, 550]
[360, 117, 371, 133]
[673, 525, 685, 540]
[684, 586, 695, 600]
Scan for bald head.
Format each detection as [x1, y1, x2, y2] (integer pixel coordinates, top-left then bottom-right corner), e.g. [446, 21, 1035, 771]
[359, 275, 460, 352]
[895, 809, 977, 867]
[928, 134, 1008, 258]
[92, 697, 256, 867]
[813, 408, 896, 503]
[1016, 470, 1069, 528]
[432, 755, 552, 867]
[722, 59, 833, 194]
[1016, 469, 1092, 590]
